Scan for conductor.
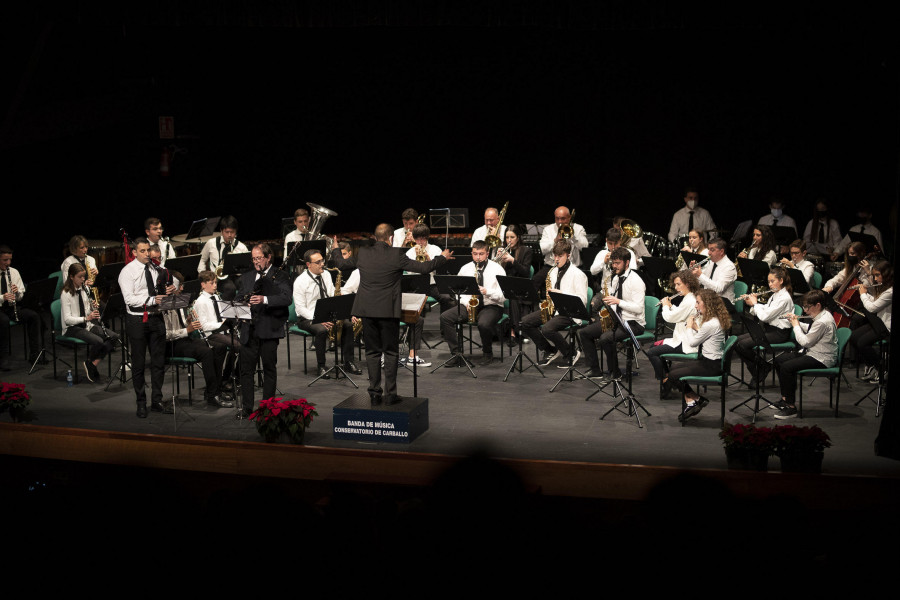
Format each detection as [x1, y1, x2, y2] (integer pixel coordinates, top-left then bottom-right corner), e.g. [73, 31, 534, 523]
[331, 224, 453, 405]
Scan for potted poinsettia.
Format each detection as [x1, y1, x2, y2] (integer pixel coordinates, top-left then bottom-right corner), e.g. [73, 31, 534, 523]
[772, 424, 831, 474]
[719, 423, 775, 471]
[0, 382, 32, 423]
[249, 397, 318, 444]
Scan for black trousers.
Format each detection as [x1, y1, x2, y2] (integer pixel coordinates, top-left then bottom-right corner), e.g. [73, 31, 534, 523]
[669, 355, 721, 396]
[580, 319, 645, 375]
[362, 317, 400, 398]
[521, 311, 573, 358]
[645, 342, 683, 380]
[440, 303, 502, 355]
[170, 337, 226, 398]
[125, 313, 166, 405]
[239, 328, 279, 413]
[849, 323, 886, 367]
[301, 319, 354, 366]
[734, 327, 791, 377]
[0, 306, 41, 361]
[64, 324, 119, 362]
[774, 352, 825, 405]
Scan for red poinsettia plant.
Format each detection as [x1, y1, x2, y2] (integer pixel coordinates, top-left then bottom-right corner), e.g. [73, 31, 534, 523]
[0, 382, 32, 422]
[719, 423, 776, 453]
[249, 397, 318, 443]
[772, 424, 832, 456]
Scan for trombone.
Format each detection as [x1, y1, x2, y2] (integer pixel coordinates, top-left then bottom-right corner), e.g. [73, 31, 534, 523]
[484, 201, 509, 249]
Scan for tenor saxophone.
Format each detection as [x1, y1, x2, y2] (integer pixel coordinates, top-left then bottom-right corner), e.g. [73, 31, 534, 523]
[540, 272, 554, 324]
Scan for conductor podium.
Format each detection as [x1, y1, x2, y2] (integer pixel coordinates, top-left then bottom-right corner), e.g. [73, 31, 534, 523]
[333, 394, 429, 444]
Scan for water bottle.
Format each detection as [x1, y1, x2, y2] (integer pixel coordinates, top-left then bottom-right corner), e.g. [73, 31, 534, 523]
[66, 370, 73, 387]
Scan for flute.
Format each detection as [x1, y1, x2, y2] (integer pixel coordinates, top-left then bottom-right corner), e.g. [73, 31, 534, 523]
[848, 282, 882, 291]
[655, 292, 680, 307]
[780, 313, 815, 320]
[737, 289, 775, 302]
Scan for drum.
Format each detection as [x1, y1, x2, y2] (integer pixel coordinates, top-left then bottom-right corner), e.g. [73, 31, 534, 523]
[88, 239, 123, 266]
[170, 233, 217, 256]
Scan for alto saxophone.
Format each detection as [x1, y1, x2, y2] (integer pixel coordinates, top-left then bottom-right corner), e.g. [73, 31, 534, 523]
[540, 272, 554, 324]
[327, 267, 344, 344]
[599, 279, 613, 332]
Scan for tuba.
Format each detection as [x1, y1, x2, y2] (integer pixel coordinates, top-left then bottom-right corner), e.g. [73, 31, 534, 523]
[306, 202, 338, 242]
[619, 219, 642, 249]
[484, 201, 509, 249]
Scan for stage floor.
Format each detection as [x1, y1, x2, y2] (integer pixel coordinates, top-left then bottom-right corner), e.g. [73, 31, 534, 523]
[3, 320, 897, 478]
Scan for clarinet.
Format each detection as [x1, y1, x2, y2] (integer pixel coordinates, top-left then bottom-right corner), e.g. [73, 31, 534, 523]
[84, 282, 110, 338]
[4, 270, 18, 321]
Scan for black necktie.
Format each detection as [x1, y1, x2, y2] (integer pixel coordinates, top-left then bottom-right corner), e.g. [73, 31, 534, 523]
[818, 222, 825, 243]
[860, 225, 866, 235]
[710, 262, 718, 279]
[688, 211, 694, 231]
[556, 263, 569, 289]
[315, 275, 326, 299]
[475, 263, 485, 287]
[1, 271, 7, 295]
[78, 290, 86, 325]
[772, 218, 778, 226]
[144, 264, 155, 296]
[616, 274, 625, 299]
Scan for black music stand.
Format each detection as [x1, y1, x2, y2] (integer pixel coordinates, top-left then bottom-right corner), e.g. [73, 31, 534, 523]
[786, 267, 810, 296]
[429, 208, 469, 250]
[771, 225, 798, 249]
[854, 305, 891, 416]
[431, 274, 480, 378]
[546, 290, 597, 393]
[285, 240, 327, 271]
[848, 231, 881, 255]
[186, 217, 220, 241]
[597, 307, 651, 428]
[642, 257, 678, 297]
[218, 298, 254, 419]
[308, 294, 359, 388]
[401, 293, 428, 396]
[497, 275, 545, 381]
[23, 277, 58, 373]
[97, 261, 125, 293]
[165, 255, 202, 281]
[737, 257, 769, 291]
[158, 292, 196, 428]
[730, 314, 777, 422]
[104, 293, 132, 389]
[679, 250, 707, 267]
[221, 251, 252, 278]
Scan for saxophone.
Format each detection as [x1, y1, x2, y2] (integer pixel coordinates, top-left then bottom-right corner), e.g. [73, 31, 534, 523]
[540, 271, 554, 324]
[327, 268, 344, 344]
[599, 279, 613, 331]
[467, 263, 483, 324]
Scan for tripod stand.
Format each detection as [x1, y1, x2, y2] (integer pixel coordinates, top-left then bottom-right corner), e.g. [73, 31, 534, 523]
[497, 275, 545, 381]
[595, 308, 651, 427]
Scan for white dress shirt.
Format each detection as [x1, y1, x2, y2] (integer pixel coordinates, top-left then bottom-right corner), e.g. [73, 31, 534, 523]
[747, 247, 778, 266]
[661, 292, 697, 352]
[789, 259, 816, 285]
[832, 223, 884, 257]
[548, 263, 588, 322]
[683, 317, 725, 361]
[293, 268, 336, 321]
[608, 268, 646, 327]
[392, 226, 412, 248]
[539, 223, 589, 267]
[750, 288, 793, 329]
[457, 260, 505, 308]
[405, 244, 443, 284]
[0, 268, 25, 309]
[697, 256, 737, 303]
[802, 218, 842, 254]
[149, 238, 176, 267]
[590, 247, 637, 290]
[824, 268, 871, 292]
[198, 236, 249, 273]
[60, 287, 93, 330]
[861, 287, 892, 331]
[669, 206, 716, 242]
[757, 213, 798, 235]
[118, 260, 160, 316]
[342, 269, 360, 295]
[60, 255, 98, 280]
[470, 224, 507, 246]
[794, 310, 837, 367]
[193, 290, 226, 333]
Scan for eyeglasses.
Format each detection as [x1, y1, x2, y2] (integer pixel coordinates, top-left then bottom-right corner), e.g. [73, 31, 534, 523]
[309, 259, 325, 265]
[251, 256, 268, 263]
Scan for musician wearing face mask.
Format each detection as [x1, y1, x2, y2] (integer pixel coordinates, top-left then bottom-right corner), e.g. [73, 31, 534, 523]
[850, 261, 892, 383]
[802, 200, 842, 256]
[198, 216, 248, 299]
[145, 217, 175, 267]
[823, 241, 870, 293]
[773, 290, 838, 419]
[647, 270, 700, 396]
[738, 225, 778, 267]
[440, 241, 506, 367]
[831, 207, 884, 261]
[118, 237, 177, 417]
[522, 240, 588, 367]
[734, 266, 795, 385]
[668, 187, 716, 242]
[1, 245, 43, 371]
[60, 235, 99, 283]
[691, 238, 737, 308]
[779, 240, 816, 286]
[236, 244, 292, 419]
[580, 247, 646, 381]
[756, 198, 798, 236]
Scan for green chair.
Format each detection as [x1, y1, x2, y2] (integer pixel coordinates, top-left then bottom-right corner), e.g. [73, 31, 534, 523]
[49, 271, 64, 301]
[765, 304, 802, 385]
[286, 301, 313, 374]
[811, 271, 823, 290]
[796, 328, 852, 418]
[676, 335, 738, 427]
[733, 280, 749, 321]
[165, 355, 199, 405]
[50, 299, 91, 384]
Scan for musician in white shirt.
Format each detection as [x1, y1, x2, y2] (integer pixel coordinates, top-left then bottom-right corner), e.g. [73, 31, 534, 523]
[831, 207, 884, 260]
[612, 216, 650, 266]
[580, 247, 646, 380]
[404, 224, 443, 367]
[646, 270, 700, 394]
[668, 187, 717, 242]
[470, 207, 506, 258]
[756, 199, 798, 237]
[802, 200, 842, 256]
[590, 228, 637, 292]
[691, 238, 737, 306]
[738, 225, 778, 266]
[392, 208, 420, 249]
[439, 241, 506, 366]
[521, 240, 588, 367]
[734, 266, 796, 384]
[59, 262, 120, 382]
[850, 261, 892, 383]
[779, 240, 816, 287]
[0, 245, 42, 370]
[145, 217, 175, 266]
[194, 271, 241, 385]
[823, 241, 870, 293]
[198, 215, 249, 274]
[60, 235, 99, 283]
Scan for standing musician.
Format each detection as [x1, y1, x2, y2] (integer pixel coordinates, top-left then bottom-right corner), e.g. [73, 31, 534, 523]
[293, 249, 361, 379]
[404, 223, 445, 367]
[393, 208, 421, 249]
[802, 199, 842, 256]
[668, 187, 717, 242]
[580, 247, 646, 380]
[495, 224, 533, 346]
[470, 207, 506, 256]
[60, 235, 99, 283]
[522, 240, 588, 367]
[822, 241, 870, 293]
[162, 271, 233, 409]
[850, 260, 892, 383]
[236, 243, 292, 419]
[691, 238, 737, 308]
[671, 289, 730, 422]
[145, 218, 175, 267]
[590, 228, 637, 292]
[647, 270, 701, 395]
[0, 245, 42, 371]
[439, 240, 506, 367]
[773, 289, 838, 419]
[118, 237, 176, 417]
[738, 224, 778, 266]
[197, 215, 249, 298]
[330, 225, 451, 406]
[534, 206, 588, 295]
[779, 239, 816, 287]
[734, 266, 795, 384]
[60, 263, 120, 382]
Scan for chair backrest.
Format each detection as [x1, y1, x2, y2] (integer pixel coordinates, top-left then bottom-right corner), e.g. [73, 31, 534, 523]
[733, 281, 749, 314]
[811, 271, 823, 290]
[720, 335, 738, 373]
[643, 296, 658, 330]
[287, 300, 297, 323]
[793, 303, 802, 316]
[835, 327, 852, 365]
[50, 298, 62, 333]
[529, 265, 534, 279]
[49, 271, 64, 301]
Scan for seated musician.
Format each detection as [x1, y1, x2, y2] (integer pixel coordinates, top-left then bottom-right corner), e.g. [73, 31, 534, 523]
[734, 266, 795, 386]
[823, 241, 870, 293]
[194, 270, 242, 385]
[738, 224, 778, 266]
[668, 187, 717, 242]
[850, 260, 892, 383]
[647, 269, 700, 397]
[691, 238, 737, 309]
[198, 215, 249, 299]
[145, 217, 175, 266]
[161, 271, 233, 409]
[670, 289, 730, 422]
[439, 240, 506, 367]
[534, 206, 588, 296]
[580, 246, 645, 380]
[756, 198, 798, 236]
[612, 216, 651, 266]
[802, 199, 842, 256]
[522, 240, 588, 367]
[61, 235, 99, 283]
[404, 223, 445, 367]
[779, 239, 816, 287]
[590, 228, 637, 291]
[495, 224, 533, 346]
[393, 208, 420, 249]
[679, 228, 709, 259]
[60, 263, 120, 382]
[831, 206, 883, 261]
[0, 245, 42, 370]
[292, 249, 362, 379]
[470, 207, 506, 257]
[773, 290, 838, 419]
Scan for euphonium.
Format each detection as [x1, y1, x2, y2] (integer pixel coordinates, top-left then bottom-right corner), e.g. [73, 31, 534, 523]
[619, 219, 642, 249]
[540, 272, 554, 324]
[415, 244, 429, 262]
[484, 201, 509, 249]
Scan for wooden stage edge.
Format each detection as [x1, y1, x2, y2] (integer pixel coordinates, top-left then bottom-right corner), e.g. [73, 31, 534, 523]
[2, 422, 898, 510]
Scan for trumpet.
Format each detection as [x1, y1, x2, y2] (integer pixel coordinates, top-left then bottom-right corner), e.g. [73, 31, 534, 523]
[492, 242, 514, 263]
[415, 244, 430, 262]
[405, 212, 427, 248]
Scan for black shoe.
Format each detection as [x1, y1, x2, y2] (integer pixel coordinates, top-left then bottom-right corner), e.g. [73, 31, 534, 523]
[507, 337, 517, 348]
[370, 394, 383, 406]
[386, 394, 403, 406]
[660, 378, 673, 400]
[235, 409, 252, 420]
[774, 405, 798, 419]
[609, 370, 622, 381]
[207, 395, 234, 408]
[316, 366, 331, 379]
[343, 362, 362, 375]
[478, 354, 494, 367]
[538, 350, 558, 367]
[586, 367, 605, 379]
[151, 400, 174, 414]
[136, 403, 148, 418]
[83, 360, 95, 383]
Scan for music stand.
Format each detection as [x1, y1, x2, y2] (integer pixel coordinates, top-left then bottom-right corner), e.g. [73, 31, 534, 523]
[165, 255, 202, 281]
[429, 208, 469, 249]
[642, 257, 678, 297]
[218, 297, 253, 419]
[23, 277, 58, 373]
[737, 257, 769, 291]
[308, 294, 359, 388]
[401, 293, 427, 396]
[730, 314, 777, 422]
[285, 240, 326, 271]
[158, 292, 195, 428]
[597, 306, 651, 428]
[679, 250, 707, 267]
[104, 293, 132, 389]
[97, 261, 126, 293]
[211, 296, 241, 397]
[786, 268, 810, 296]
[771, 225, 798, 249]
[401, 274, 431, 365]
[186, 217, 220, 241]
[496, 275, 545, 381]
[431, 274, 481, 378]
[221, 251, 252, 279]
[848, 231, 882, 254]
[854, 304, 891, 416]
[546, 291, 597, 393]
